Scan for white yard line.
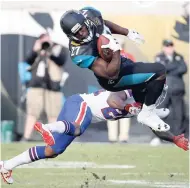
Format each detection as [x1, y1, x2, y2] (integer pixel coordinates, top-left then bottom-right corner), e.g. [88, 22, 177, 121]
[18, 161, 136, 169]
[121, 172, 185, 176]
[108, 180, 189, 188]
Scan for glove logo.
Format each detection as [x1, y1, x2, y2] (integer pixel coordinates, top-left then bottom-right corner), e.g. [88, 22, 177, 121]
[108, 80, 115, 85]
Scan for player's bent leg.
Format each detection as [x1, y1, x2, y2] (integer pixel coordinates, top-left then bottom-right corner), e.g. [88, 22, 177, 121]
[34, 120, 77, 145]
[0, 145, 58, 184]
[1, 96, 92, 184]
[132, 84, 170, 120]
[128, 63, 170, 132]
[0, 132, 76, 185]
[133, 63, 170, 132]
[55, 94, 92, 137]
[50, 132, 75, 155]
[34, 94, 92, 143]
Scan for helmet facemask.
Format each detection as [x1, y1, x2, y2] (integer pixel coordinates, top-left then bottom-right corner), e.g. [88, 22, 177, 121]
[69, 20, 93, 43]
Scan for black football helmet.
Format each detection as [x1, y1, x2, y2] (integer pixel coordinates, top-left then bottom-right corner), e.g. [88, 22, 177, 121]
[60, 10, 93, 43]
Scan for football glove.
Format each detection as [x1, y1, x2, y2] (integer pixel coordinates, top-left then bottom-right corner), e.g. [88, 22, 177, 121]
[127, 29, 145, 44]
[173, 134, 189, 151]
[124, 102, 142, 115]
[101, 34, 121, 52]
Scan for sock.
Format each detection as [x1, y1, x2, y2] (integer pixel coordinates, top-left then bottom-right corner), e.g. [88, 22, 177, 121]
[145, 79, 166, 106]
[44, 121, 76, 135]
[3, 146, 46, 170]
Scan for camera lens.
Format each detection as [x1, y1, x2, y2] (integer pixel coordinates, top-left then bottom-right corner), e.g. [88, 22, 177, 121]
[42, 42, 50, 50]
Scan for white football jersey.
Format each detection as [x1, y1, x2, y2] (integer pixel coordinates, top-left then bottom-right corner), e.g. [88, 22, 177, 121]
[80, 90, 136, 123]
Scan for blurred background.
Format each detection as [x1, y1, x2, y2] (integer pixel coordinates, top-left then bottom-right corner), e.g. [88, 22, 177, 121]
[1, 1, 189, 144]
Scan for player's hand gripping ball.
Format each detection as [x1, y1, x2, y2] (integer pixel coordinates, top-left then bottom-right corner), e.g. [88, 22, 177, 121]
[97, 34, 121, 62]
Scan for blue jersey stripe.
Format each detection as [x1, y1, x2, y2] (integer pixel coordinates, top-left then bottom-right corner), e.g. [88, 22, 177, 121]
[114, 73, 155, 87]
[72, 55, 96, 68]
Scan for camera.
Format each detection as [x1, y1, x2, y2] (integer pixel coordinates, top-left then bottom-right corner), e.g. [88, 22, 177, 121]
[42, 42, 50, 50]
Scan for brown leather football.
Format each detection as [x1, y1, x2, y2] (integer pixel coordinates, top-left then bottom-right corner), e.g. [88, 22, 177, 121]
[97, 35, 113, 62]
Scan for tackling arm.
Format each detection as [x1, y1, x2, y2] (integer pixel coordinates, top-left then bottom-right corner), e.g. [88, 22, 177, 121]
[107, 91, 128, 109]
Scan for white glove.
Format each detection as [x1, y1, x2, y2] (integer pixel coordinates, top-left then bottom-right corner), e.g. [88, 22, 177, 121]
[127, 29, 145, 44]
[101, 34, 121, 52]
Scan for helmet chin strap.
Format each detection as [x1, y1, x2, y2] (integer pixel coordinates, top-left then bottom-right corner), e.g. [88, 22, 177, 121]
[82, 29, 93, 43]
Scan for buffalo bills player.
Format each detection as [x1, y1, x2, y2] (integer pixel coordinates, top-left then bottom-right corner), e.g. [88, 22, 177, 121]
[1, 90, 188, 184]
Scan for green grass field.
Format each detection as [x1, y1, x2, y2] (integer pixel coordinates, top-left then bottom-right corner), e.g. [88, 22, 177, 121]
[1, 143, 189, 188]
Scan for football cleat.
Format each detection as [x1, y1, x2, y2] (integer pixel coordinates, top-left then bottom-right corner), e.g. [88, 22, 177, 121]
[34, 122, 55, 146]
[0, 161, 13, 184]
[137, 105, 170, 132]
[155, 108, 170, 119]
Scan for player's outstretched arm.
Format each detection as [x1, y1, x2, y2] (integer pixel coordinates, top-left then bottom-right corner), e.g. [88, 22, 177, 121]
[151, 129, 189, 151]
[104, 20, 145, 44]
[104, 20, 129, 36]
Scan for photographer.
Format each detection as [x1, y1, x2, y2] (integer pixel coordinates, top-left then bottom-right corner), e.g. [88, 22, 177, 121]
[21, 32, 67, 142]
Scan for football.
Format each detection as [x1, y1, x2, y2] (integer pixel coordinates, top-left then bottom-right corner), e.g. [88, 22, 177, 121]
[97, 34, 113, 62]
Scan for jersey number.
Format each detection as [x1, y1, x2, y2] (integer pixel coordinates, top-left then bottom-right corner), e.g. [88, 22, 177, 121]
[71, 46, 80, 56]
[93, 89, 128, 119]
[101, 107, 126, 120]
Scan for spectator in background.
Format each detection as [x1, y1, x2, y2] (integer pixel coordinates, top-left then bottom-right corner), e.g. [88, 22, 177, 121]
[20, 32, 68, 142]
[107, 41, 135, 143]
[151, 39, 187, 145]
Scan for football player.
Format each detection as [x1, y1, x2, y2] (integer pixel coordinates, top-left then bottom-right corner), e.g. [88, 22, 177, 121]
[1, 90, 189, 184]
[60, 7, 169, 132]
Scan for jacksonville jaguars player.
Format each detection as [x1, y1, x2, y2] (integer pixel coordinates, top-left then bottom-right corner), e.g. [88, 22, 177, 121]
[1, 89, 189, 184]
[60, 7, 170, 132]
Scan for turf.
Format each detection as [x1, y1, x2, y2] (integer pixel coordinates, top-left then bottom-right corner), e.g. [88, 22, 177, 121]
[1, 142, 189, 188]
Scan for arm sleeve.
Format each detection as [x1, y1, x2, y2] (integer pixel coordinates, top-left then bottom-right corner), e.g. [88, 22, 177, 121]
[72, 55, 97, 68]
[151, 128, 174, 142]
